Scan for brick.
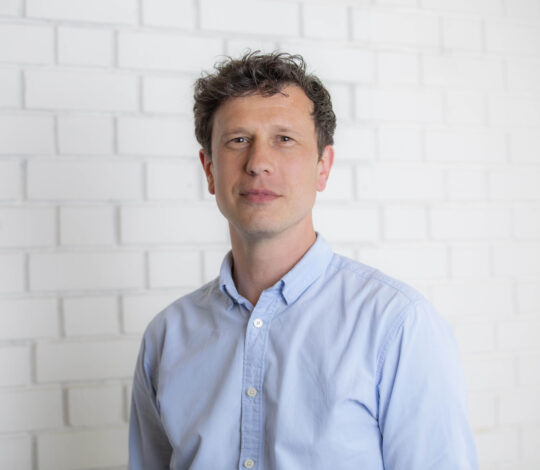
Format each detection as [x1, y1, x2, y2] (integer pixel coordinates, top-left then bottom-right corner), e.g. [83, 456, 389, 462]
[0, 159, 21, 199]
[312, 206, 379, 242]
[142, 0, 196, 28]
[27, 158, 142, 201]
[27, 0, 137, 24]
[493, 242, 540, 277]
[58, 26, 113, 67]
[143, 76, 193, 114]
[486, 20, 540, 55]
[517, 353, 540, 387]
[500, 388, 540, 424]
[489, 167, 540, 200]
[474, 428, 520, 464]
[326, 83, 352, 122]
[442, 17, 483, 50]
[422, 56, 504, 91]
[37, 339, 139, 382]
[510, 130, 540, 162]
[445, 91, 485, 125]
[507, 58, 540, 93]
[506, 0, 540, 18]
[447, 169, 487, 201]
[467, 391, 496, 428]
[430, 207, 511, 240]
[425, 130, 506, 163]
[431, 281, 514, 317]
[450, 244, 491, 278]
[357, 244, 447, 280]
[383, 205, 427, 240]
[68, 384, 123, 425]
[377, 52, 419, 85]
[118, 116, 198, 157]
[514, 206, 540, 238]
[0, 66, 19, 107]
[63, 295, 118, 336]
[58, 115, 114, 155]
[203, 246, 230, 282]
[353, 10, 439, 47]
[462, 355, 515, 391]
[421, 0, 503, 14]
[303, 4, 348, 40]
[30, 251, 144, 291]
[0, 253, 24, 293]
[488, 96, 540, 127]
[0, 207, 56, 248]
[26, 69, 138, 111]
[375, 0, 417, 5]
[0, 115, 55, 155]
[378, 127, 422, 161]
[0, 435, 31, 470]
[517, 281, 540, 315]
[453, 319, 496, 353]
[0, 0, 22, 15]
[60, 206, 115, 246]
[118, 31, 222, 72]
[120, 205, 229, 244]
[225, 39, 278, 57]
[148, 249, 201, 288]
[147, 160, 200, 200]
[0, 387, 62, 432]
[281, 43, 374, 83]
[200, 0, 298, 36]
[0, 298, 58, 339]
[356, 165, 445, 201]
[498, 318, 540, 351]
[37, 427, 128, 470]
[122, 292, 185, 334]
[0, 24, 53, 64]
[355, 88, 443, 123]
[522, 425, 540, 463]
[0, 345, 30, 386]
[316, 164, 354, 201]
[333, 125, 375, 161]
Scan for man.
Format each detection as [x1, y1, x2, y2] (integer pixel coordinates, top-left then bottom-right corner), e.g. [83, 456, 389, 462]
[129, 52, 478, 469]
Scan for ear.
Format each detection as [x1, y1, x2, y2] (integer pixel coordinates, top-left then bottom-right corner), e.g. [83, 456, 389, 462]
[199, 149, 215, 195]
[316, 145, 334, 192]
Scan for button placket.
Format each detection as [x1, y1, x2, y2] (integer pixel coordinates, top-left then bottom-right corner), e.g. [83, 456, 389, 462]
[239, 294, 277, 470]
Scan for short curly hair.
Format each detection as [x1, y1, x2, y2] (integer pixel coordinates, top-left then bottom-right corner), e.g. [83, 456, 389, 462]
[193, 51, 336, 159]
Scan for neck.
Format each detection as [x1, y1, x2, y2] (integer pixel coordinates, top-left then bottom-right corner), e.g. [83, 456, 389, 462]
[230, 222, 317, 306]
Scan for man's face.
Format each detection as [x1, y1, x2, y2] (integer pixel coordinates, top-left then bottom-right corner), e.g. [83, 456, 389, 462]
[200, 85, 333, 241]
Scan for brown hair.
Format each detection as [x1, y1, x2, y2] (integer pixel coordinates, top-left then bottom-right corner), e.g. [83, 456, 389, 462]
[193, 51, 336, 158]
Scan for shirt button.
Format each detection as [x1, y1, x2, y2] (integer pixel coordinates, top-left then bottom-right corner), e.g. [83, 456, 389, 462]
[243, 458, 255, 468]
[246, 387, 257, 397]
[253, 318, 263, 328]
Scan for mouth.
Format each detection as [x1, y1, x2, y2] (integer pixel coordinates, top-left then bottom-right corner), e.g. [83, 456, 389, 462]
[239, 189, 280, 203]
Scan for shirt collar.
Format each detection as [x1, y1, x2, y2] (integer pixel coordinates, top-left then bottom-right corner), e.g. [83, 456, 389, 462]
[219, 233, 334, 308]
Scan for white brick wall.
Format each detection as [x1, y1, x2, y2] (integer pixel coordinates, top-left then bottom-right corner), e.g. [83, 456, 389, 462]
[1, 1, 539, 468]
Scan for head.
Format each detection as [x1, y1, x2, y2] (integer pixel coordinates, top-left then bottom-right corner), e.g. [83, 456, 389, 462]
[193, 51, 336, 160]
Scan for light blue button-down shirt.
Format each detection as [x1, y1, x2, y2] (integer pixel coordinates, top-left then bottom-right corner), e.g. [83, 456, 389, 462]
[129, 235, 478, 469]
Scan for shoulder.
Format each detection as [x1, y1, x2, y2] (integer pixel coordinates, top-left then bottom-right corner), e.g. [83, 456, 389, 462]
[324, 252, 451, 354]
[141, 277, 222, 351]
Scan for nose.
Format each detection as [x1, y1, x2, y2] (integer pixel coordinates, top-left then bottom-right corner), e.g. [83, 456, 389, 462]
[245, 139, 274, 176]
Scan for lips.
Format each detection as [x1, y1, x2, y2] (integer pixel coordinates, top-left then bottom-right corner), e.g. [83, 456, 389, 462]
[240, 189, 280, 203]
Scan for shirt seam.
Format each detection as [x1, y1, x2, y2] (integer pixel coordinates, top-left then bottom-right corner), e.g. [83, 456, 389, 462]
[327, 255, 421, 304]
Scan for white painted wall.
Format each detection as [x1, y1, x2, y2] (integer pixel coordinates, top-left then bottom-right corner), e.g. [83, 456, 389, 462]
[1, 0, 539, 468]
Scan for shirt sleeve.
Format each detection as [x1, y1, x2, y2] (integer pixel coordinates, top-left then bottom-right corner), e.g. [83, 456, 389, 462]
[129, 335, 172, 470]
[377, 298, 478, 470]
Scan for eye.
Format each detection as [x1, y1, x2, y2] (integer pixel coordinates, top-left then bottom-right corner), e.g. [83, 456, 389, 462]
[232, 137, 248, 143]
[279, 135, 293, 143]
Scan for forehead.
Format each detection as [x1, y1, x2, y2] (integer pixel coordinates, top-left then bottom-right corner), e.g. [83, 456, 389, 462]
[212, 85, 314, 132]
